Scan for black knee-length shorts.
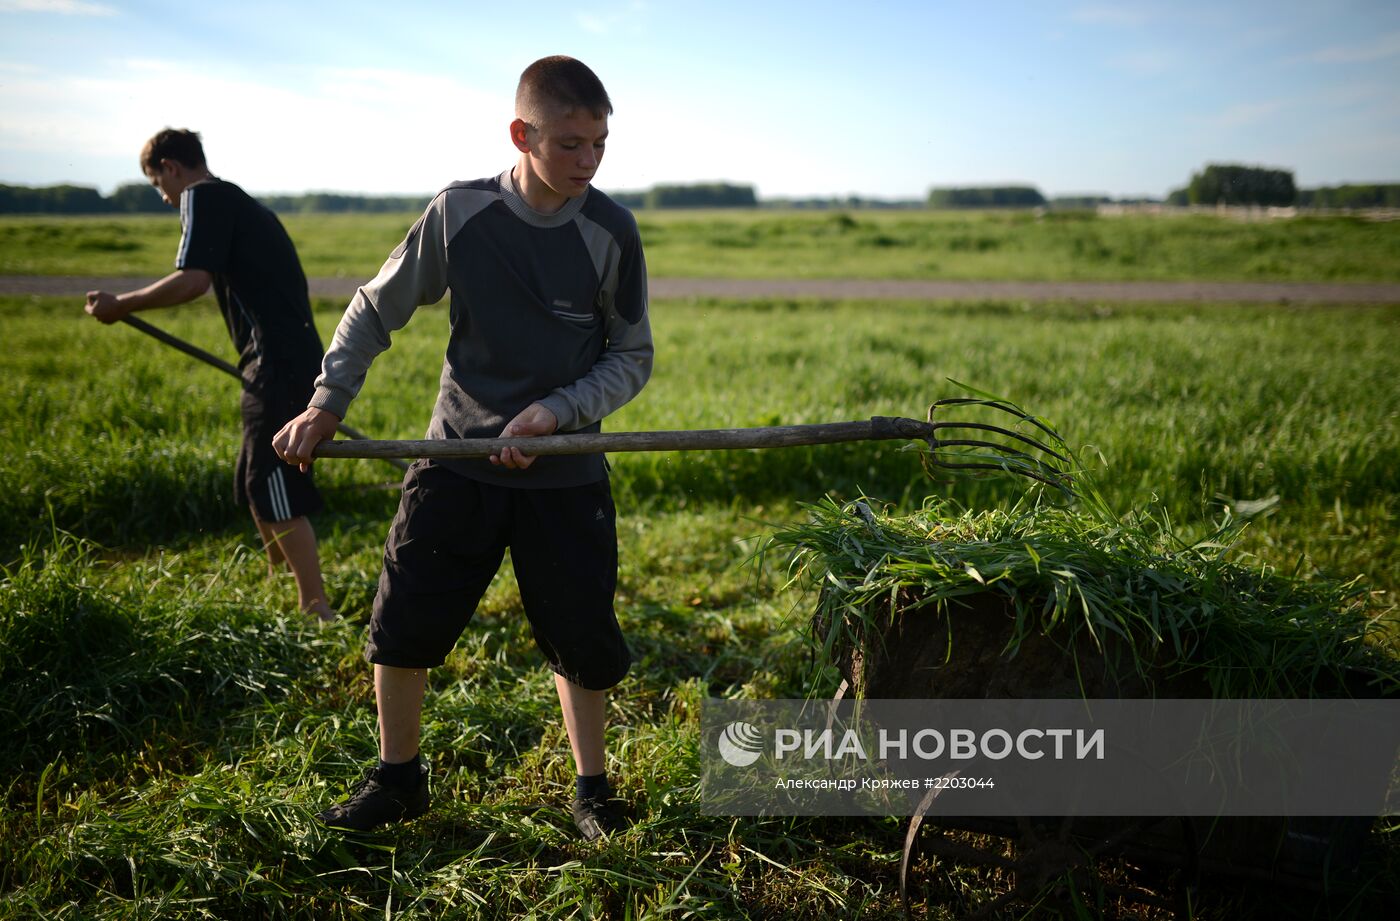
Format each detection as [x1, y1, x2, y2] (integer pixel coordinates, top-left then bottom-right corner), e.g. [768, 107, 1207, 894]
[237, 368, 323, 522]
[366, 460, 630, 690]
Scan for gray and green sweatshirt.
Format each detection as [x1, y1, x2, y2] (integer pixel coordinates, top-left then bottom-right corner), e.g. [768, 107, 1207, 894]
[309, 169, 653, 488]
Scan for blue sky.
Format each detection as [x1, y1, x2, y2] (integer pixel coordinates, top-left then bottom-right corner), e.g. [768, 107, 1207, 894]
[1, 0, 1397, 199]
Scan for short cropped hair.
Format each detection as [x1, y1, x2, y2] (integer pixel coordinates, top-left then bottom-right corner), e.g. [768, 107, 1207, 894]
[140, 128, 206, 173]
[515, 56, 612, 128]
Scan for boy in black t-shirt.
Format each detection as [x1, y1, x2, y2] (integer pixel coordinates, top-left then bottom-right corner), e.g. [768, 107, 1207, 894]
[85, 128, 335, 622]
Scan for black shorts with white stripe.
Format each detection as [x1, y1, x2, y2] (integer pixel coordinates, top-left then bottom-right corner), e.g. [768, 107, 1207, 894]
[237, 369, 323, 523]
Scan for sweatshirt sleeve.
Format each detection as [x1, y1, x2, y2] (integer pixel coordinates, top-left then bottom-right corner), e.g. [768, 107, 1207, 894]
[537, 224, 653, 431]
[309, 193, 450, 419]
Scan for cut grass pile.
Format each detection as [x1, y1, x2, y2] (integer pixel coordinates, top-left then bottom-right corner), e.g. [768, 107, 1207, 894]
[767, 471, 1400, 915]
[774, 493, 1398, 701]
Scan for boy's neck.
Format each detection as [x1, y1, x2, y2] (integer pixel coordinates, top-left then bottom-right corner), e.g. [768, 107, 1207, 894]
[511, 161, 568, 215]
[175, 165, 213, 184]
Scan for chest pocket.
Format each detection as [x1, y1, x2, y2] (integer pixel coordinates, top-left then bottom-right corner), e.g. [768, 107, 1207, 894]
[550, 297, 600, 326]
[526, 214, 608, 327]
[547, 267, 605, 327]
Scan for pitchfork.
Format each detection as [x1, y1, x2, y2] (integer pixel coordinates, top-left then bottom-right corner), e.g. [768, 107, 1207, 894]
[313, 397, 1074, 492]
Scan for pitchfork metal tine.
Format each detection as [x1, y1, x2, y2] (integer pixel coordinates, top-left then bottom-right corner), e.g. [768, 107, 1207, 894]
[916, 398, 1077, 492]
[929, 421, 1071, 465]
[933, 439, 1068, 468]
[931, 461, 1072, 491]
[930, 397, 1064, 443]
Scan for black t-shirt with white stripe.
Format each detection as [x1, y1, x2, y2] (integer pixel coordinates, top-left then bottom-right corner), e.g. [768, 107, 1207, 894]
[175, 178, 323, 380]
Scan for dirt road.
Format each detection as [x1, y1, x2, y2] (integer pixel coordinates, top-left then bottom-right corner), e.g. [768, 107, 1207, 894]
[5, 275, 1400, 304]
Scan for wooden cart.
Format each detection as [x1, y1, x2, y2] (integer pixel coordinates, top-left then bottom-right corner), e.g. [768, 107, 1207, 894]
[819, 590, 1397, 919]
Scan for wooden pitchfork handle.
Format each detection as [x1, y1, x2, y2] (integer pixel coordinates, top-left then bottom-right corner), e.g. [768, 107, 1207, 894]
[314, 417, 934, 460]
[313, 409, 1075, 492]
[119, 315, 409, 473]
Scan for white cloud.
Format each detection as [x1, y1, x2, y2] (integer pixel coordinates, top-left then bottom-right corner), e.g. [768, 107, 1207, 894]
[605, 85, 841, 198]
[1071, 4, 1153, 27]
[1303, 31, 1400, 64]
[574, 4, 650, 37]
[1204, 99, 1288, 128]
[0, 59, 514, 193]
[1106, 48, 1177, 76]
[0, 0, 116, 15]
[576, 13, 609, 34]
[121, 57, 180, 72]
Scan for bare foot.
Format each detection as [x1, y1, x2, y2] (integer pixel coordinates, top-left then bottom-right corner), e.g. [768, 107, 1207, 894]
[303, 599, 338, 623]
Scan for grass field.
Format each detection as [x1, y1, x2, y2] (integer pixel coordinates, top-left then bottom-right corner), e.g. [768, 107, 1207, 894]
[3, 208, 1400, 282]
[2, 285, 1398, 918]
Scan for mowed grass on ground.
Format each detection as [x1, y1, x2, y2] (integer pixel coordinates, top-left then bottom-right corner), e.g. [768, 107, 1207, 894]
[3, 208, 1400, 282]
[2, 292, 1398, 919]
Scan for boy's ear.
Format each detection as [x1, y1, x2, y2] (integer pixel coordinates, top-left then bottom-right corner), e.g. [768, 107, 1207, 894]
[509, 118, 533, 153]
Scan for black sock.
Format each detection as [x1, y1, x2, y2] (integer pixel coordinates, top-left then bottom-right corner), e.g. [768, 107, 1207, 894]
[576, 772, 609, 800]
[378, 753, 421, 787]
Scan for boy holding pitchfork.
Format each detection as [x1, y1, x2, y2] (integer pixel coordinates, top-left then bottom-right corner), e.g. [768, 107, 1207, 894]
[85, 128, 335, 622]
[274, 56, 653, 839]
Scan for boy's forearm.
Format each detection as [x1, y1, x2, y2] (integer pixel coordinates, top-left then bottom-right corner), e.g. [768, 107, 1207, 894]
[310, 296, 393, 419]
[118, 269, 213, 312]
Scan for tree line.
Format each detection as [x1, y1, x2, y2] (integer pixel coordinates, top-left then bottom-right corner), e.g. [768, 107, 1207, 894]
[607, 183, 758, 209]
[0, 181, 757, 214]
[0, 182, 169, 214]
[0, 182, 431, 215]
[929, 166, 1399, 210]
[1163, 165, 1400, 209]
[1297, 184, 1400, 208]
[5, 170, 1398, 214]
[927, 186, 1047, 208]
[1163, 164, 1296, 206]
